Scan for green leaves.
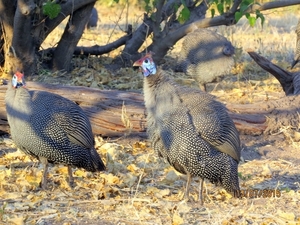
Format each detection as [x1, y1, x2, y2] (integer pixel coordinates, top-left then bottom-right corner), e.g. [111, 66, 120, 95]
[217, 3, 224, 15]
[178, 1, 190, 24]
[42, 1, 61, 19]
[255, 9, 265, 27]
[208, 0, 264, 27]
[144, 0, 152, 14]
[247, 15, 256, 27]
[209, 0, 231, 16]
[143, 0, 190, 24]
[234, 11, 243, 22]
[235, 0, 265, 27]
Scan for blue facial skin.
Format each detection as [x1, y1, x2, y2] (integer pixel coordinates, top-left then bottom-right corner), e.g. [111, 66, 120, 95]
[12, 74, 25, 88]
[143, 58, 157, 77]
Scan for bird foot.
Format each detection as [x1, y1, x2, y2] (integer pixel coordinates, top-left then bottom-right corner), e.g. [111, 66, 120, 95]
[39, 181, 47, 190]
[177, 191, 196, 203]
[67, 178, 75, 189]
[67, 166, 75, 189]
[181, 197, 195, 203]
[177, 191, 204, 205]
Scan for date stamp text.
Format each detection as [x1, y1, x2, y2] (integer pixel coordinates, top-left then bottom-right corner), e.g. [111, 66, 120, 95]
[239, 189, 281, 198]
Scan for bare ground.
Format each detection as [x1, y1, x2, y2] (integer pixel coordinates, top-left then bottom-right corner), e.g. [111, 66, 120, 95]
[1, 4, 300, 225]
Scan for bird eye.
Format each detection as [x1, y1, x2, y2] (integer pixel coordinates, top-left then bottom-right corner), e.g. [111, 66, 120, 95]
[144, 59, 148, 63]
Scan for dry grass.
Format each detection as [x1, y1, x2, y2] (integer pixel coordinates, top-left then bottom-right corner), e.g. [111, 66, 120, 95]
[1, 3, 300, 225]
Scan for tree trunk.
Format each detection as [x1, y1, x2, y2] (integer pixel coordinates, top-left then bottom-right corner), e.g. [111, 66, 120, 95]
[0, 0, 21, 74]
[52, 2, 95, 71]
[0, 0, 97, 76]
[12, 0, 37, 75]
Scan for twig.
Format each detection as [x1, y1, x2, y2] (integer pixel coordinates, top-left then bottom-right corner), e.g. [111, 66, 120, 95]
[107, 4, 126, 45]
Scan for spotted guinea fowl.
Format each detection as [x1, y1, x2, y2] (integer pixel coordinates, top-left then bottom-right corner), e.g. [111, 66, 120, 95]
[291, 19, 300, 69]
[5, 72, 106, 189]
[86, 7, 98, 29]
[134, 53, 241, 204]
[176, 29, 235, 91]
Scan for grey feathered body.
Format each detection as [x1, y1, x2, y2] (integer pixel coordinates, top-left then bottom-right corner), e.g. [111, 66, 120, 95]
[291, 19, 300, 68]
[144, 70, 240, 196]
[176, 29, 235, 88]
[5, 86, 105, 172]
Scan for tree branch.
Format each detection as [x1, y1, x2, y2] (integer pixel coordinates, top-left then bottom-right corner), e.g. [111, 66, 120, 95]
[116, 14, 154, 67]
[42, 0, 97, 41]
[73, 25, 132, 56]
[245, 0, 300, 13]
[247, 50, 294, 95]
[52, 2, 95, 71]
[149, 0, 300, 63]
[153, 0, 165, 40]
[229, 0, 242, 14]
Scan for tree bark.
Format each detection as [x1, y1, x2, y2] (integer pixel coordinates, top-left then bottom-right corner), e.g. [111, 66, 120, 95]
[72, 25, 132, 57]
[52, 2, 95, 71]
[0, 0, 16, 69]
[115, 14, 154, 67]
[1, 75, 299, 137]
[11, 0, 36, 74]
[0, 82, 146, 137]
[42, 0, 97, 43]
[247, 50, 295, 95]
[0, 0, 97, 76]
[140, 0, 300, 64]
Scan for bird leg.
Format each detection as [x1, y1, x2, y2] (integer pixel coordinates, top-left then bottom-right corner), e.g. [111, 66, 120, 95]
[183, 173, 192, 201]
[39, 157, 49, 189]
[198, 178, 204, 205]
[199, 83, 207, 92]
[67, 165, 74, 188]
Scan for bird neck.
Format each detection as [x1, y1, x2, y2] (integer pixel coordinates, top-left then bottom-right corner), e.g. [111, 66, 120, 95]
[144, 69, 167, 88]
[143, 69, 181, 116]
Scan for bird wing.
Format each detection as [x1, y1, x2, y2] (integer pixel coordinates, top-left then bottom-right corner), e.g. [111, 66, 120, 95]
[31, 91, 94, 149]
[154, 108, 193, 174]
[179, 89, 241, 162]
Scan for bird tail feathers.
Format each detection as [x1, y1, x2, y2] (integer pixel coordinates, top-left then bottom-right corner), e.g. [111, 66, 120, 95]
[91, 148, 106, 171]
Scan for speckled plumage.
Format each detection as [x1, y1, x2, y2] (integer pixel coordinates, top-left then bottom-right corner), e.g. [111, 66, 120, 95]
[5, 72, 105, 188]
[134, 53, 241, 203]
[176, 29, 235, 91]
[291, 19, 300, 69]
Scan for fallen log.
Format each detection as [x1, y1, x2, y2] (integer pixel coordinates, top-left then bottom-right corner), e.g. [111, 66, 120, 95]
[0, 80, 262, 136]
[0, 82, 147, 137]
[1, 51, 299, 137]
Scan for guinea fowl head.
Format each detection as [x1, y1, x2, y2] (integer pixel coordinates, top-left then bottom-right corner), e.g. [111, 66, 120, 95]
[11, 71, 25, 88]
[133, 52, 157, 77]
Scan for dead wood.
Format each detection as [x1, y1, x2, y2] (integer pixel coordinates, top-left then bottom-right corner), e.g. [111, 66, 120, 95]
[73, 25, 132, 56]
[0, 82, 146, 137]
[1, 80, 300, 137]
[247, 50, 295, 95]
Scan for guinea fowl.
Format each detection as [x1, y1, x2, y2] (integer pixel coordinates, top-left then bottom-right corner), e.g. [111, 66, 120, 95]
[291, 19, 300, 69]
[134, 53, 241, 204]
[5, 72, 106, 189]
[176, 29, 235, 91]
[86, 7, 98, 29]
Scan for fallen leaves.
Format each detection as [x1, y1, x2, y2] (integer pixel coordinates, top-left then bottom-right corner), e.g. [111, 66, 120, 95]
[0, 134, 300, 225]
